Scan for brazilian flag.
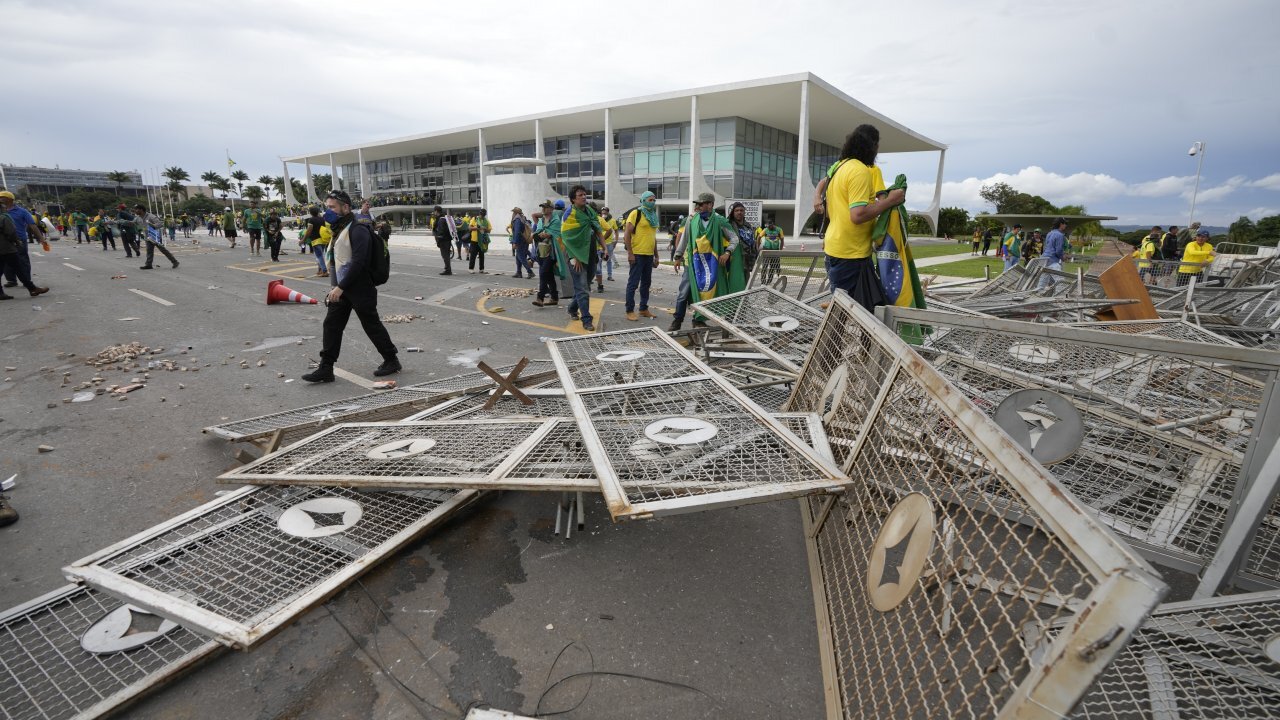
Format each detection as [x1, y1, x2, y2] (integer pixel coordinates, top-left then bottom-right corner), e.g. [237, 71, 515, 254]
[873, 174, 928, 343]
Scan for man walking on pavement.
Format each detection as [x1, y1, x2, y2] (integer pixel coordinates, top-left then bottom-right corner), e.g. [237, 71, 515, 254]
[242, 200, 265, 256]
[0, 192, 49, 296]
[221, 206, 238, 248]
[623, 191, 660, 321]
[531, 200, 561, 307]
[115, 205, 142, 258]
[72, 209, 89, 243]
[431, 204, 457, 275]
[265, 208, 285, 261]
[303, 190, 400, 382]
[558, 185, 603, 332]
[1039, 218, 1068, 290]
[509, 207, 534, 278]
[136, 204, 179, 270]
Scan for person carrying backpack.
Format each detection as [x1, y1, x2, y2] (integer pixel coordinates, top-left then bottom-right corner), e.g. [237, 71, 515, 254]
[302, 190, 399, 382]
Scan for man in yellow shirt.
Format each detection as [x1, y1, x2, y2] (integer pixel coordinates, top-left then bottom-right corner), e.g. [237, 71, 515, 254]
[1133, 232, 1159, 283]
[623, 191, 660, 321]
[823, 124, 900, 312]
[1177, 228, 1215, 286]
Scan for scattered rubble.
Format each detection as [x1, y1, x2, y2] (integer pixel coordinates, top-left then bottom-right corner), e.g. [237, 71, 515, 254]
[482, 287, 535, 299]
[37, 445, 54, 453]
[382, 313, 420, 323]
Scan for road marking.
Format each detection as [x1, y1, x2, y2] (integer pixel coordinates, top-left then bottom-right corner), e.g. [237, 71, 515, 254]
[333, 367, 376, 389]
[128, 288, 175, 306]
[62, 262, 85, 271]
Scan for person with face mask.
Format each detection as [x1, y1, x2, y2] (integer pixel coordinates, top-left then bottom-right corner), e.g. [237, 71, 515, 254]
[305, 205, 328, 275]
[302, 190, 399, 382]
[531, 200, 562, 307]
[623, 191, 660, 321]
[669, 192, 740, 332]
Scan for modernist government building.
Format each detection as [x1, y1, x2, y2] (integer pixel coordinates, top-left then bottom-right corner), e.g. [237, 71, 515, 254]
[281, 73, 946, 237]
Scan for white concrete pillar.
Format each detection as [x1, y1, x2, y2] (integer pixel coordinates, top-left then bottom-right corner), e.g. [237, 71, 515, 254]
[357, 148, 370, 201]
[280, 160, 303, 206]
[604, 107, 638, 214]
[304, 159, 318, 204]
[793, 79, 816, 239]
[688, 95, 716, 204]
[477, 128, 487, 212]
[533, 118, 551, 198]
[329, 154, 338, 193]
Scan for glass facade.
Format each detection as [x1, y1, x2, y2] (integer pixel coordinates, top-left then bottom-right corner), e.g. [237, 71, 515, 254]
[336, 116, 832, 207]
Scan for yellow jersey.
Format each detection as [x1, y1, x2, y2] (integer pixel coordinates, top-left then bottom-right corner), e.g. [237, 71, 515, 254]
[823, 159, 885, 259]
[1179, 241, 1214, 273]
[625, 210, 657, 255]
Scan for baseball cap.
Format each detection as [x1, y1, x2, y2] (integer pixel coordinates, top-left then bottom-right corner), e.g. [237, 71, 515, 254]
[694, 192, 715, 205]
[539, 200, 552, 208]
[224, 206, 231, 211]
[1196, 228, 1211, 237]
[553, 199, 566, 210]
[0, 191, 14, 201]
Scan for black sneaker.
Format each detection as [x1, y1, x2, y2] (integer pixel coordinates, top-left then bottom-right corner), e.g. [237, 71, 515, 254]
[0, 495, 17, 527]
[301, 364, 335, 383]
[568, 312, 580, 321]
[373, 358, 402, 377]
[171, 260, 180, 269]
[582, 321, 595, 332]
[668, 319, 682, 332]
[139, 265, 153, 270]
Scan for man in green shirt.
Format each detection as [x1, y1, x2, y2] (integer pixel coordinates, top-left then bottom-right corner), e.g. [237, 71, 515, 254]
[241, 200, 264, 256]
[221, 206, 238, 249]
[72, 211, 89, 243]
[1002, 223, 1022, 271]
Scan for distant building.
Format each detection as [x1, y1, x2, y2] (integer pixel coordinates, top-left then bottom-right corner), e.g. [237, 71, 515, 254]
[281, 73, 946, 236]
[0, 165, 146, 198]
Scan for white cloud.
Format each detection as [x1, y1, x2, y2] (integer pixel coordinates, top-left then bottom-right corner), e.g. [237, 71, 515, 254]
[1251, 174, 1280, 191]
[1246, 207, 1280, 220]
[1129, 176, 1195, 198]
[1191, 176, 1248, 204]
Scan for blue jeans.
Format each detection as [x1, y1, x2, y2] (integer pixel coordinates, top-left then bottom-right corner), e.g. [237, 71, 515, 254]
[671, 270, 690, 324]
[514, 243, 533, 277]
[597, 244, 615, 281]
[625, 254, 654, 312]
[313, 245, 328, 272]
[565, 259, 593, 325]
[1037, 260, 1062, 290]
[1004, 254, 1019, 271]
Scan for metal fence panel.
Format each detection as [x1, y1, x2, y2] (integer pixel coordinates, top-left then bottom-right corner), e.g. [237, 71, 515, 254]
[548, 328, 849, 520]
[747, 249, 830, 303]
[692, 286, 825, 372]
[218, 419, 596, 491]
[63, 486, 478, 649]
[1066, 319, 1243, 346]
[792, 293, 1166, 718]
[543, 328, 705, 391]
[0, 584, 220, 720]
[880, 306, 1280, 595]
[1066, 589, 1280, 718]
[203, 361, 558, 442]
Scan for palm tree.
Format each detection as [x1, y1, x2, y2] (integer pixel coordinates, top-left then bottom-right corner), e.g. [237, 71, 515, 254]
[271, 176, 286, 202]
[200, 171, 223, 199]
[243, 186, 265, 203]
[163, 166, 190, 185]
[106, 171, 132, 196]
[166, 180, 187, 203]
[311, 173, 332, 196]
[256, 175, 274, 201]
[210, 177, 232, 202]
[230, 170, 250, 198]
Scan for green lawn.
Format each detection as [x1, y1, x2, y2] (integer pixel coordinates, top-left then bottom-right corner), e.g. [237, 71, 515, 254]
[924, 258, 1091, 279]
[908, 242, 977, 259]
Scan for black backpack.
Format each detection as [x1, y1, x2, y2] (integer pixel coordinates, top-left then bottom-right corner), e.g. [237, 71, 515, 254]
[356, 218, 391, 286]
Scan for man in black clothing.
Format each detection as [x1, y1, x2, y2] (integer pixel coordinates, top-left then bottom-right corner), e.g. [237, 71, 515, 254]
[431, 204, 457, 275]
[1162, 226, 1181, 261]
[302, 190, 400, 382]
[265, 209, 285, 261]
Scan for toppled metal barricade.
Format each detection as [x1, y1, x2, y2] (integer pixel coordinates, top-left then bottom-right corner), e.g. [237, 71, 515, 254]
[0, 584, 221, 720]
[787, 292, 1166, 718]
[547, 328, 848, 520]
[879, 306, 1280, 595]
[63, 486, 478, 649]
[691, 286, 824, 372]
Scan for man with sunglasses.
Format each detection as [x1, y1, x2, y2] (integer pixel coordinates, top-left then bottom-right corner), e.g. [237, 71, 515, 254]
[303, 190, 400, 382]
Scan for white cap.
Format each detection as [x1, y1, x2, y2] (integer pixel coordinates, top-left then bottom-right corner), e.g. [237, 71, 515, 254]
[224, 207, 231, 211]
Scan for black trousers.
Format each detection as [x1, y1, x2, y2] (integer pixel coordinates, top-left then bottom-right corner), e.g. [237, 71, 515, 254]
[320, 284, 397, 365]
[468, 242, 485, 271]
[268, 232, 283, 260]
[536, 256, 559, 301]
[145, 239, 177, 267]
[120, 232, 140, 256]
[437, 242, 453, 272]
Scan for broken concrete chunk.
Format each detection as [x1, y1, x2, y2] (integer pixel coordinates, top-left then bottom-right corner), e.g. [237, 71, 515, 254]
[37, 445, 54, 453]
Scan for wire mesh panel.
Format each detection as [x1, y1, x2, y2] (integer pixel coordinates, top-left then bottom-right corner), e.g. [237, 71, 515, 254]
[204, 361, 557, 442]
[218, 419, 595, 491]
[64, 485, 477, 649]
[1064, 590, 1280, 718]
[546, 328, 706, 391]
[1066, 319, 1243, 346]
[401, 359, 558, 393]
[401, 388, 570, 421]
[747, 249, 830, 303]
[966, 264, 1027, 299]
[692, 286, 825, 371]
[792, 293, 1166, 718]
[0, 584, 220, 720]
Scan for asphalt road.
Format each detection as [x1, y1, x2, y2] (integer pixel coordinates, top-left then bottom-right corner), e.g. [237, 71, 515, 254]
[0, 232, 822, 719]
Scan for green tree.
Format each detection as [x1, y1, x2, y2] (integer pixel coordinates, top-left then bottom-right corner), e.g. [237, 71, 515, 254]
[63, 189, 126, 214]
[200, 171, 224, 198]
[937, 207, 971, 238]
[105, 171, 133, 195]
[979, 182, 1019, 212]
[1254, 215, 1280, 246]
[256, 175, 274, 201]
[311, 173, 333, 196]
[230, 169, 250, 198]
[209, 177, 233, 202]
[162, 166, 190, 193]
[1229, 216, 1258, 244]
[243, 186, 265, 203]
[907, 214, 932, 235]
[179, 195, 223, 214]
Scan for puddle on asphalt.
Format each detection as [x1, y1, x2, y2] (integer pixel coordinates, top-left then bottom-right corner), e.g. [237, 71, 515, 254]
[447, 347, 491, 367]
[245, 335, 316, 352]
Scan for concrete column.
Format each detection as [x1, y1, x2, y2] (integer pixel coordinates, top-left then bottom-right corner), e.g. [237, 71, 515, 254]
[280, 160, 303, 206]
[604, 107, 638, 213]
[304, 159, 318, 204]
[357, 148, 370, 201]
[478, 128, 487, 212]
[927, 149, 946, 235]
[793, 79, 816, 239]
[329, 154, 338, 193]
[688, 95, 716, 204]
[533, 118, 551, 198]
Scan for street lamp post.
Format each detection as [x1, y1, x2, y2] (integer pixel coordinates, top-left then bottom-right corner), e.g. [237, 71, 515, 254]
[1188, 141, 1206, 227]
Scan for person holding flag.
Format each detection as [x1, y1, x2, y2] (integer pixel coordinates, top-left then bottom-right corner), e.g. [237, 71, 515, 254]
[556, 186, 603, 331]
[822, 124, 901, 314]
[871, 173, 925, 310]
[669, 192, 742, 331]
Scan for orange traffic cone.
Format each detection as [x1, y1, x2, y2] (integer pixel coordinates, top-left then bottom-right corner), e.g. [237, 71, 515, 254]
[267, 279, 319, 305]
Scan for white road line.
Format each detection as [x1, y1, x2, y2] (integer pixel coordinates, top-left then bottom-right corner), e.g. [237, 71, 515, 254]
[62, 262, 85, 271]
[128, 288, 175, 306]
[333, 367, 376, 389]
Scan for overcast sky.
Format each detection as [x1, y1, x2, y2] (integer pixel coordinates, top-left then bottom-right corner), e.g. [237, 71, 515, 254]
[3, 0, 1277, 226]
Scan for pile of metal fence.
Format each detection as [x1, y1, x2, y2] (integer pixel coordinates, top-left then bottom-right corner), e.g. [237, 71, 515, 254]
[4, 249, 1279, 717]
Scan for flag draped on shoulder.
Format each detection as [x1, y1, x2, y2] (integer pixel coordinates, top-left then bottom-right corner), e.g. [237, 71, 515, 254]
[872, 173, 925, 309]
